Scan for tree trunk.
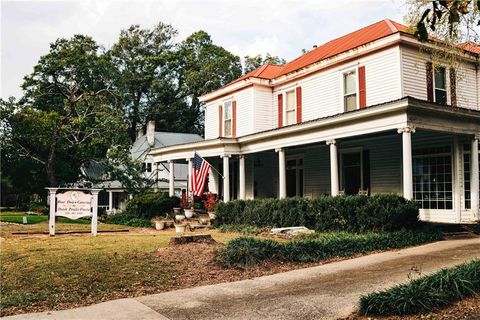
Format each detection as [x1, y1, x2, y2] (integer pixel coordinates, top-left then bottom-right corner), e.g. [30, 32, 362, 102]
[46, 125, 60, 187]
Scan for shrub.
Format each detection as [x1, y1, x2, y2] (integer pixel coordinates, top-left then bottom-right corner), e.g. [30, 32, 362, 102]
[359, 259, 480, 316]
[218, 224, 270, 235]
[126, 192, 180, 219]
[214, 237, 282, 268]
[215, 194, 419, 233]
[214, 227, 443, 268]
[105, 211, 152, 228]
[27, 202, 48, 215]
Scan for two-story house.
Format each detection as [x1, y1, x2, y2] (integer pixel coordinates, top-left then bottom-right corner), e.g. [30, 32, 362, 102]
[150, 19, 480, 224]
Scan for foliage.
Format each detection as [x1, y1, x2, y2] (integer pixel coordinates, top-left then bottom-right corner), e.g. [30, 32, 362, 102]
[203, 192, 219, 212]
[27, 202, 48, 214]
[215, 195, 420, 233]
[359, 259, 480, 316]
[218, 224, 270, 235]
[123, 192, 180, 219]
[104, 211, 152, 227]
[214, 227, 443, 268]
[243, 53, 286, 74]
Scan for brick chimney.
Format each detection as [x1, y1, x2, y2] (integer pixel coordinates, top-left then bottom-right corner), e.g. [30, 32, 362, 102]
[146, 121, 155, 147]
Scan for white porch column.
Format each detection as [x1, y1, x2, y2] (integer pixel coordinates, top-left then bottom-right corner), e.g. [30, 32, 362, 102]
[187, 157, 193, 199]
[453, 136, 462, 223]
[239, 155, 246, 200]
[47, 188, 58, 236]
[398, 127, 415, 200]
[108, 191, 113, 212]
[276, 148, 286, 199]
[168, 160, 175, 197]
[471, 135, 479, 219]
[326, 140, 339, 196]
[222, 154, 230, 202]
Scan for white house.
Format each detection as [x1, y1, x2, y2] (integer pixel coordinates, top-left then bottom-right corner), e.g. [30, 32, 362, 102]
[83, 121, 203, 212]
[149, 19, 480, 224]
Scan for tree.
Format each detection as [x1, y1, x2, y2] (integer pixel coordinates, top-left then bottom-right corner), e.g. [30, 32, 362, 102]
[2, 35, 128, 188]
[108, 23, 177, 141]
[243, 53, 286, 74]
[406, 0, 480, 43]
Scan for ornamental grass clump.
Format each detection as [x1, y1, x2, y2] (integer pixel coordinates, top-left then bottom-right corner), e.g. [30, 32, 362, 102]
[359, 259, 480, 316]
[214, 237, 282, 268]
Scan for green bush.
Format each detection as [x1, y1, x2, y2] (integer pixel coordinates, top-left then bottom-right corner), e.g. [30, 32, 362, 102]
[27, 202, 48, 214]
[214, 227, 443, 268]
[215, 194, 419, 232]
[105, 211, 152, 228]
[218, 224, 271, 235]
[359, 259, 480, 316]
[214, 237, 282, 268]
[126, 192, 180, 219]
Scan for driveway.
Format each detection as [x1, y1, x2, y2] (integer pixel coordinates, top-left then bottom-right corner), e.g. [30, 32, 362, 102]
[4, 237, 479, 320]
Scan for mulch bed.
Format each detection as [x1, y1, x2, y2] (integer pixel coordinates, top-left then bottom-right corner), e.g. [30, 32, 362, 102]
[347, 296, 480, 320]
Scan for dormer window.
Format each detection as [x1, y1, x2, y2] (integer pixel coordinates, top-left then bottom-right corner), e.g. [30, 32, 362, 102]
[142, 162, 152, 173]
[285, 90, 296, 125]
[343, 70, 357, 112]
[223, 100, 232, 137]
[434, 66, 447, 105]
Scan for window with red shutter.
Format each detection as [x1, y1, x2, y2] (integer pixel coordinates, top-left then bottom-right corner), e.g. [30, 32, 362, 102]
[358, 66, 366, 109]
[278, 94, 283, 128]
[296, 86, 302, 123]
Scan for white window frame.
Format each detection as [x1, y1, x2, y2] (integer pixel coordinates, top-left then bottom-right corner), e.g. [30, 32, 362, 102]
[432, 65, 449, 105]
[223, 99, 233, 137]
[282, 88, 297, 126]
[341, 67, 359, 112]
[286, 154, 304, 197]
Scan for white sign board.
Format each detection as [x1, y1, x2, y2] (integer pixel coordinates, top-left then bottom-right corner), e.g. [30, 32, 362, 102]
[56, 191, 92, 219]
[46, 188, 100, 236]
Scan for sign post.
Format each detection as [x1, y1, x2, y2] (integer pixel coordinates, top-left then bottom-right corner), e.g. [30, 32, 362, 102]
[46, 188, 101, 236]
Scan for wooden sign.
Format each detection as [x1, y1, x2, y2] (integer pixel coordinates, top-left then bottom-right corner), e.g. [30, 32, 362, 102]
[46, 188, 100, 236]
[56, 191, 92, 219]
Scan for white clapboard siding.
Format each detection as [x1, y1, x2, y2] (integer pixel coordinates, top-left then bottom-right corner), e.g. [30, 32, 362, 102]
[204, 102, 219, 139]
[401, 46, 428, 101]
[253, 85, 274, 132]
[456, 62, 479, 110]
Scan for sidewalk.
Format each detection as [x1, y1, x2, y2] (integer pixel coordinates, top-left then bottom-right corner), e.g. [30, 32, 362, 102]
[4, 237, 479, 320]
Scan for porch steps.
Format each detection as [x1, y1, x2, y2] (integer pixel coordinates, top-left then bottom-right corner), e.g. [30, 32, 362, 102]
[436, 224, 480, 239]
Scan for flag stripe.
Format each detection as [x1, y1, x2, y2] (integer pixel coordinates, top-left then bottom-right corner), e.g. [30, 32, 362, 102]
[190, 152, 211, 197]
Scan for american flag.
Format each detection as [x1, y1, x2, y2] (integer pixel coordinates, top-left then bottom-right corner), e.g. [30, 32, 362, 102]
[191, 152, 211, 197]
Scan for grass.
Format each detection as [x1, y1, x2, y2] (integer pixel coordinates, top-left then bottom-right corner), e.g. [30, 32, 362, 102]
[214, 227, 444, 268]
[0, 211, 92, 225]
[0, 221, 246, 316]
[359, 259, 480, 316]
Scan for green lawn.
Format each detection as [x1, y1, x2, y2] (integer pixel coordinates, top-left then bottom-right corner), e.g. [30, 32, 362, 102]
[1, 211, 96, 225]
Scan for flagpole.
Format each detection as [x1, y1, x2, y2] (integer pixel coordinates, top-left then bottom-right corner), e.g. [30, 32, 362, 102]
[196, 152, 225, 179]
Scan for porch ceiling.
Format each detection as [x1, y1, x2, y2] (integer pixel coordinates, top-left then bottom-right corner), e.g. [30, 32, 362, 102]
[150, 97, 480, 162]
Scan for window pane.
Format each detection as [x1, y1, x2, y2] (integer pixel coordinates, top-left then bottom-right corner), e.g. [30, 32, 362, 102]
[286, 91, 295, 111]
[344, 94, 357, 111]
[286, 110, 296, 125]
[344, 71, 356, 94]
[434, 67, 446, 89]
[435, 89, 447, 105]
[224, 101, 231, 119]
[224, 120, 231, 136]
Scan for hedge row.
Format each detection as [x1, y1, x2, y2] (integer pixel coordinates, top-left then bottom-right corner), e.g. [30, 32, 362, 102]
[126, 192, 180, 219]
[214, 227, 443, 268]
[215, 194, 419, 232]
[359, 259, 480, 316]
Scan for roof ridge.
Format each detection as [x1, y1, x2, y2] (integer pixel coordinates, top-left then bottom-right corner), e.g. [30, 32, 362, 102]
[384, 19, 398, 32]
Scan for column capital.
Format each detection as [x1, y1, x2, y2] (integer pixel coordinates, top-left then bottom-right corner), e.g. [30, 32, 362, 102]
[397, 126, 416, 134]
[473, 133, 480, 141]
[238, 154, 245, 159]
[46, 187, 58, 194]
[220, 153, 231, 158]
[326, 139, 336, 145]
[90, 189, 101, 195]
[167, 159, 175, 163]
[275, 147, 284, 153]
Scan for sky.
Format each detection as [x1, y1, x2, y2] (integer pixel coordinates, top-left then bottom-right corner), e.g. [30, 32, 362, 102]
[1, 0, 406, 99]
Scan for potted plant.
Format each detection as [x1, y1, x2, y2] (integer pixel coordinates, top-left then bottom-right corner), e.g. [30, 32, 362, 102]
[174, 222, 188, 232]
[152, 214, 173, 230]
[203, 193, 219, 220]
[182, 196, 195, 219]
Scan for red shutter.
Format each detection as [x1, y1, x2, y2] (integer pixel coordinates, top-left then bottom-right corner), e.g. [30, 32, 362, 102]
[232, 100, 237, 137]
[277, 94, 283, 128]
[450, 68, 456, 107]
[426, 62, 433, 102]
[218, 105, 223, 137]
[358, 66, 366, 109]
[296, 86, 302, 123]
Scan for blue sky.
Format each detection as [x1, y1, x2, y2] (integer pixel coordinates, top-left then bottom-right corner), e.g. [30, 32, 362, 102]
[1, 0, 405, 99]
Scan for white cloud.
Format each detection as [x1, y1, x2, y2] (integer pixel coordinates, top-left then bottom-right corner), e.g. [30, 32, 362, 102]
[1, 0, 405, 99]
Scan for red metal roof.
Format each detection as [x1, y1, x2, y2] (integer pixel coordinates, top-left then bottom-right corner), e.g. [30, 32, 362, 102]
[458, 41, 480, 54]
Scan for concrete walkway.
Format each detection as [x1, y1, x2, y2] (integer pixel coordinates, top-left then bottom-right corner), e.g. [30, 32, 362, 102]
[4, 237, 479, 320]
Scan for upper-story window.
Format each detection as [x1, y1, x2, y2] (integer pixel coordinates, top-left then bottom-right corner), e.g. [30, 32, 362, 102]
[434, 66, 447, 105]
[285, 90, 296, 125]
[343, 70, 357, 111]
[142, 162, 152, 173]
[223, 100, 232, 137]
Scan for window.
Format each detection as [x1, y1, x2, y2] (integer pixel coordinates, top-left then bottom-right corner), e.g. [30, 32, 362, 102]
[413, 146, 452, 210]
[142, 162, 152, 173]
[343, 70, 357, 111]
[341, 150, 370, 195]
[223, 100, 232, 137]
[434, 67, 447, 105]
[285, 90, 296, 125]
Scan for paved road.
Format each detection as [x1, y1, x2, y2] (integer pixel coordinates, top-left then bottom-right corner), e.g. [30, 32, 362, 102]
[4, 237, 479, 320]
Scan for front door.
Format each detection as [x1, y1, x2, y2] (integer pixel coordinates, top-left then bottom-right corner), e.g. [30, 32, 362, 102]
[342, 152, 362, 195]
[286, 157, 304, 197]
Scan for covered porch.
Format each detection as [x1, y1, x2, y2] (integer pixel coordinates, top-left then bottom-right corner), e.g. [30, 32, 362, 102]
[150, 97, 480, 224]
